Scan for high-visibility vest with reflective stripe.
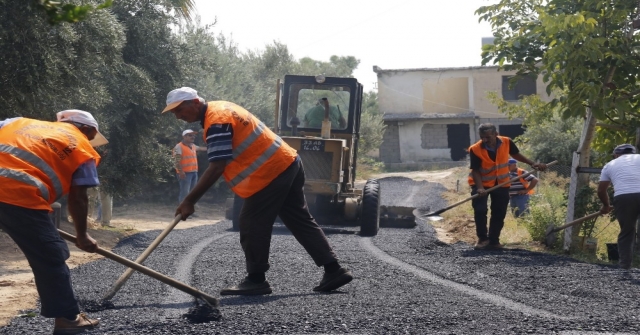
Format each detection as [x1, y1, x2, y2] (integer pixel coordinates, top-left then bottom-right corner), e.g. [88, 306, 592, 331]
[467, 136, 511, 188]
[516, 168, 535, 195]
[0, 118, 100, 210]
[203, 101, 297, 198]
[173, 142, 198, 173]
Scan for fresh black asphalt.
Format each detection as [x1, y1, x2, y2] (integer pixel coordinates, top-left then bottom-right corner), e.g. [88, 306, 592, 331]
[2, 177, 639, 334]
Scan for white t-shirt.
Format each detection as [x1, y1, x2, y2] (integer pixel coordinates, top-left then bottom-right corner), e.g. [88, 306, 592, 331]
[600, 154, 640, 196]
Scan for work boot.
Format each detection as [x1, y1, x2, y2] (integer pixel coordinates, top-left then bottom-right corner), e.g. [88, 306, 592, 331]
[220, 277, 272, 296]
[53, 313, 99, 334]
[474, 239, 490, 250]
[313, 267, 353, 292]
[487, 243, 504, 250]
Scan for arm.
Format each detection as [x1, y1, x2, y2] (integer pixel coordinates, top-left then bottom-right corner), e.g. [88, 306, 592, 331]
[195, 145, 207, 152]
[471, 170, 487, 196]
[176, 160, 226, 219]
[519, 175, 538, 195]
[511, 153, 547, 171]
[67, 185, 98, 252]
[469, 150, 487, 196]
[173, 144, 185, 179]
[597, 181, 613, 214]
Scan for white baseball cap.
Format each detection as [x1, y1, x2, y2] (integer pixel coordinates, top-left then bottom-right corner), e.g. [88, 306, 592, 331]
[162, 87, 200, 113]
[56, 109, 109, 147]
[182, 129, 196, 136]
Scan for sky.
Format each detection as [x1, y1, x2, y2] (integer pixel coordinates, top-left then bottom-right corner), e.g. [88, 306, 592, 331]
[193, 0, 498, 92]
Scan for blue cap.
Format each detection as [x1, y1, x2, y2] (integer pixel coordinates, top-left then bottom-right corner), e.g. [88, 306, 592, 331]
[508, 159, 517, 164]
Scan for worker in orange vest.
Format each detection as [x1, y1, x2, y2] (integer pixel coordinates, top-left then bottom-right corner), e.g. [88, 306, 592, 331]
[0, 110, 107, 334]
[173, 129, 206, 214]
[507, 159, 538, 218]
[162, 87, 352, 296]
[468, 123, 546, 250]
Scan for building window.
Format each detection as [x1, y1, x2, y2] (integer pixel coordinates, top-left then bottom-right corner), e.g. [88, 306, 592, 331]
[502, 76, 536, 101]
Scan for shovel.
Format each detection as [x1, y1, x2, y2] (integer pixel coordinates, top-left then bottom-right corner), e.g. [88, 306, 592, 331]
[415, 160, 557, 221]
[102, 214, 182, 301]
[544, 211, 601, 247]
[58, 229, 219, 307]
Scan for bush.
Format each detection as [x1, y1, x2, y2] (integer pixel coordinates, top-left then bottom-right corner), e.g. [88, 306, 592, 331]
[521, 172, 568, 246]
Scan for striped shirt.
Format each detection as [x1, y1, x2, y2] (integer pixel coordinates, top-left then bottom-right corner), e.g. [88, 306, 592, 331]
[508, 169, 536, 196]
[205, 123, 233, 161]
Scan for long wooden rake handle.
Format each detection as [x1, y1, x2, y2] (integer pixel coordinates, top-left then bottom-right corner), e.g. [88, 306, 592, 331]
[58, 229, 219, 307]
[423, 160, 558, 217]
[102, 214, 182, 301]
[549, 211, 602, 233]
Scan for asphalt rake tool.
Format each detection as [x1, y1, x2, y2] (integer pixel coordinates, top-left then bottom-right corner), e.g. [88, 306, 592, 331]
[413, 160, 558, 221]
[57, 228, 219, 308]
[544, 211, 602, 247]
[102, 214, 183, 301]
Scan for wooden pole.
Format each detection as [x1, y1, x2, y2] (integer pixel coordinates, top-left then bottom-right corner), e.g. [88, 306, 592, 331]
[102, 215, 182, 301]
[58, 229, 219, 307]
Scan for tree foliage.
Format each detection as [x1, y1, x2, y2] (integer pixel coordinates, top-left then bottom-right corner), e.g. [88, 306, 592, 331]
[477, 0, 640, 155]
[34, 0, 113, 24]
[1, 3, 377, 201]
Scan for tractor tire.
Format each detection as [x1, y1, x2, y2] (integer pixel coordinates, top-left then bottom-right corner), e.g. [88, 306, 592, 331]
[231, 195, 244, 231]
[359, 179, 380, 236]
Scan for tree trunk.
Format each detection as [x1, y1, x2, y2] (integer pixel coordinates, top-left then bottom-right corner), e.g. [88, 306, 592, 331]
[563, 108, 597, 251]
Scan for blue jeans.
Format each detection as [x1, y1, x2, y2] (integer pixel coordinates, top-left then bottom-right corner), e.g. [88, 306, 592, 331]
[177, 171, 198, 203]
[510, 194, 530, 218]
[0, 202, 80, 318]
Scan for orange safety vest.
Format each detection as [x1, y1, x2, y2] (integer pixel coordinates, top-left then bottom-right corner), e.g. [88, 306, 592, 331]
[0, 118, 101, 210]
[173, 142, 198, 173]
[515, 168, 535, 195]
[203, 101, 297, 198]
[468, 136, 511, 188]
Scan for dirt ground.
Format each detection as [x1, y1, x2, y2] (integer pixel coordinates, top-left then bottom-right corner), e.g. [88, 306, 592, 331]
[0, 201, 227, 326]
[0, 167, 467, 327]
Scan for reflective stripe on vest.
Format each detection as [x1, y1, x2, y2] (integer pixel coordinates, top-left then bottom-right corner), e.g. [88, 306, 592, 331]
[0, 144, 63, 201]
[468, 136, 511, 187]
[177, 143, 198, 172]
[229, 123, 283, 187]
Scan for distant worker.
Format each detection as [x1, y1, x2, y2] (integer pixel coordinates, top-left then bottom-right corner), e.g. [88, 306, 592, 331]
[0, 110, 107, 334]
[162, 87, 353, 295]
[469, 123, 546, 250]
[173, 129, 206, 211]
[303, 98, 346, 129]
[597, 144, 640, 270]
[507, 158, 538, 218]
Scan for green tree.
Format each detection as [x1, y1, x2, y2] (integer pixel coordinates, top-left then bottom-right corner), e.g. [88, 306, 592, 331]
[34, 0, 113, 24]
[477, 0, 640, 154]
[359, 91, 385, 157]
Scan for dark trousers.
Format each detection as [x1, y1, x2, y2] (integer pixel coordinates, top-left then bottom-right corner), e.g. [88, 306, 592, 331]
[239, 157, 338, 274]
[613, 193, 640, 268]
[0, 202, 80, 318]
[471, 186, 510, 245]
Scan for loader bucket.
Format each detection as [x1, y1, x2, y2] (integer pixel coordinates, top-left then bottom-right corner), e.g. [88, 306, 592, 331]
[380, 205, 416, 228]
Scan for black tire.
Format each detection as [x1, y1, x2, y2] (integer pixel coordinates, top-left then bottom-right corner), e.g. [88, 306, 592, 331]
[359, 179, 380, 236]
[231, 195, 244, 231]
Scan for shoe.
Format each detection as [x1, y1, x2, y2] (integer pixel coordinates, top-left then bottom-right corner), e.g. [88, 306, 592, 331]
[53, 313, 99, 334]
[474, 239, 490, 250]
[313, 267, 353, 292]
[487, 243, 504, 250]
[220, 277, 272, 296]
[101, 222, 115, 228]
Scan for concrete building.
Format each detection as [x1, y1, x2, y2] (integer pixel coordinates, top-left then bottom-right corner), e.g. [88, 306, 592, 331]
[373, 65, 551, 169]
